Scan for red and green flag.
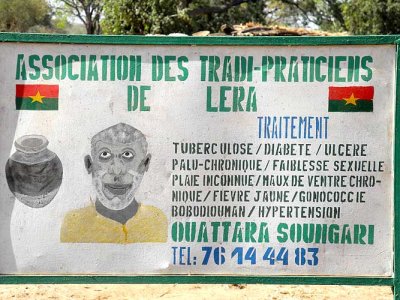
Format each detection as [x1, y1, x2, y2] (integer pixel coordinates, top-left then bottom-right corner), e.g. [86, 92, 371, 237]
[16, 84, 59, 110]
[328, 86, 374, 112]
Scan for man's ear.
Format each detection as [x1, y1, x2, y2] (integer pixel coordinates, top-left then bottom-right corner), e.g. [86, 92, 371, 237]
[84, 155, 93, 174]
[139, 154, 151, 173]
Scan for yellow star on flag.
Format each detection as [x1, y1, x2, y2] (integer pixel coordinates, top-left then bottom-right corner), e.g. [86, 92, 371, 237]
[29, 91, 45, 104]
[343, 93, 359, 106]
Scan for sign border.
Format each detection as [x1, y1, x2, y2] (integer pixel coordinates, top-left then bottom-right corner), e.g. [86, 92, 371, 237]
[0, 33, 399, 299]
[0, 33, 399, 45]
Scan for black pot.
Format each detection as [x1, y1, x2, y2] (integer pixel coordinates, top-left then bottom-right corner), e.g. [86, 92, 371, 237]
[5, 135, 63, 208]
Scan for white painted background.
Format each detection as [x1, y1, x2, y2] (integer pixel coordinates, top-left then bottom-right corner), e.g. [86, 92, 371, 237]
[0, 43, 395, 276]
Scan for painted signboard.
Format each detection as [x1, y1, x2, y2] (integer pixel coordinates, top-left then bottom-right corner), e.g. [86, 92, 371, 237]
[0, 35, 396, 278]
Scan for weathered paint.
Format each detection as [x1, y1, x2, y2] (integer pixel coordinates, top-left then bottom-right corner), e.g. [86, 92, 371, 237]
[0, 34, 398, 297]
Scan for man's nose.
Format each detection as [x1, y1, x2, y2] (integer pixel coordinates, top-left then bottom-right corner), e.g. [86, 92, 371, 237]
[108, 158, 127, 175]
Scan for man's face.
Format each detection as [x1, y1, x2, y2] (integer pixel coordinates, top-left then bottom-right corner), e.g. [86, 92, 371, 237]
[89, 140, 149, 210]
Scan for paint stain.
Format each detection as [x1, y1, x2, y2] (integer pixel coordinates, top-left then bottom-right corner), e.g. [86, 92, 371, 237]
[122, 224, 128, 243]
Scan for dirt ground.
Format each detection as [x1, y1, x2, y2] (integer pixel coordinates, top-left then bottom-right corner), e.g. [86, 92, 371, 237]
[0, 284, 393, 300]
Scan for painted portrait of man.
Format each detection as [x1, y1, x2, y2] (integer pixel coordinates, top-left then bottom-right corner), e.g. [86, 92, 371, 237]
[60, 123, 167, 244]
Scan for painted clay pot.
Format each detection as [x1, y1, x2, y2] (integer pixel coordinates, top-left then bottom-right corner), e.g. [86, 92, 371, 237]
[5, 135, 63, 208]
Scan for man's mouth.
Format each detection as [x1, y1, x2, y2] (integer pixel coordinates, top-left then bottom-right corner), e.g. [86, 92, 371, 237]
[104, 183, 132, 195]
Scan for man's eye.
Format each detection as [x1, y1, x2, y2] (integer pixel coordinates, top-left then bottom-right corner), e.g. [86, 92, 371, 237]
[122, 151, 134, 159]
[99, 151, 111, 159]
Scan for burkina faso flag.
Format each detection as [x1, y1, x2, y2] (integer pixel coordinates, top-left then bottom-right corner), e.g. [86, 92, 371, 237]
[328, 86, 374, 112]
[16, 84, 59, 110]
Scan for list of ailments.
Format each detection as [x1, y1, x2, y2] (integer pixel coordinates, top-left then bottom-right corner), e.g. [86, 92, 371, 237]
[170, 141, 385, 221]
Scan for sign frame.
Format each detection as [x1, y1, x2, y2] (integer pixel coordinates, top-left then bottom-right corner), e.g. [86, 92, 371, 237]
[0, 32, 399, 299]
